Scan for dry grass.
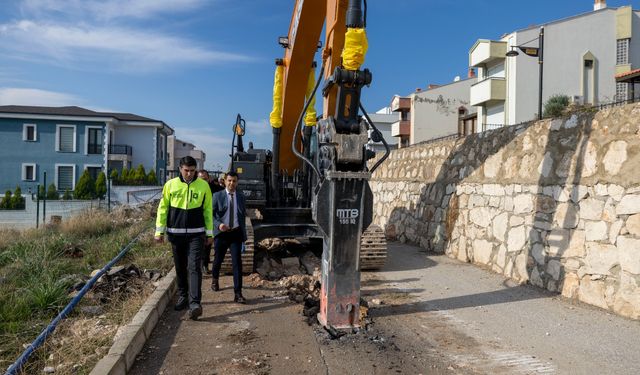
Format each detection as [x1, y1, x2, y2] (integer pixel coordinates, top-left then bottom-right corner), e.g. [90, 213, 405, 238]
[0, 228, 21, 251]
[1, 204, 173, 374]
[25, 283, 155, 375]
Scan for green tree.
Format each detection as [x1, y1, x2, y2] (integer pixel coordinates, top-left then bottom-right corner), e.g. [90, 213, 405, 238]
[146, 169, 157, 185]
[120, 168, 130, 185]
[38, 185, 46, 200]
[133, 164, 146, 185]
[95, 172, 107, 199]
[109, 169, 119, 185]
[62, 189, 72, 200]
[543, 94, 570, 119]
[11, 186, 24, 209]
[46, 183, 59, 200]
[0, 190, 11, 209]
[74, 169, 96, 199]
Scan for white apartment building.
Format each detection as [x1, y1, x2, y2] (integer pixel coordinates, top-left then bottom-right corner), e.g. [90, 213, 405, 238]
[167, 136, 206, 173]
[469, 1, 640, 131]
[391, 74, 477, 147]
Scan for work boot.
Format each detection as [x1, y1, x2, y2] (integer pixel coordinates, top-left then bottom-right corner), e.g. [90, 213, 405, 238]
[234, 293, 246, 304]
[174, 296, 188, 311]
[211, 278, 220, 292]
[188, 304, 202, 320]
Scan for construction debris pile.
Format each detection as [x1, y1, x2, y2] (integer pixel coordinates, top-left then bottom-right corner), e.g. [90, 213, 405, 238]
[74, 265, 162, 311]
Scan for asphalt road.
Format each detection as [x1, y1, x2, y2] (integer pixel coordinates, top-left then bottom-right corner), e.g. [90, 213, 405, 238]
[369, 242, 640, 374]
[129, 242, 640, 374]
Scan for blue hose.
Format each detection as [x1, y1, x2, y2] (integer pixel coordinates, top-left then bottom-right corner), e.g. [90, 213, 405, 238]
[4, 229, 147, 375]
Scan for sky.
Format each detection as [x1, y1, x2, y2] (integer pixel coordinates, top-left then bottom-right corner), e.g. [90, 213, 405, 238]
[1, 0, 640, 169]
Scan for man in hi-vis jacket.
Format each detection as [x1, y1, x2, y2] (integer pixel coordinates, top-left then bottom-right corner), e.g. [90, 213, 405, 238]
[155, 156, 213, 320]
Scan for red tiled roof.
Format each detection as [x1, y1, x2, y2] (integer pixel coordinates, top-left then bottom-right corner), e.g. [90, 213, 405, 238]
[615, 68, 640, 82]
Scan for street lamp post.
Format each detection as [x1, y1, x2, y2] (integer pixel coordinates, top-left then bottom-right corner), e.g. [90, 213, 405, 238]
[506, 26, 545, 120]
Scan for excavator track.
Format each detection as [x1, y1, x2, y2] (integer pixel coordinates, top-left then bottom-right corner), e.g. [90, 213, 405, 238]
[220, 217, 255, 275]
[360, 224, 387, 270]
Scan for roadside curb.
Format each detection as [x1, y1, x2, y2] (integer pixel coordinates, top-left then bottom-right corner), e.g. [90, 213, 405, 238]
[90, 268, 177, 375]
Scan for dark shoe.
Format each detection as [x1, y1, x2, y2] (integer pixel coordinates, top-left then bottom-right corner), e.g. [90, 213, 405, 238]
[211, 278, 220, 292]
[174, 297, 188, 311]
[234, 294, 246, 304]
[188, 305, 202, 320]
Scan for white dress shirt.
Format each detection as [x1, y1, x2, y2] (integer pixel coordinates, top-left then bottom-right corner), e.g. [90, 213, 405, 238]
[221, 189, 239, 229]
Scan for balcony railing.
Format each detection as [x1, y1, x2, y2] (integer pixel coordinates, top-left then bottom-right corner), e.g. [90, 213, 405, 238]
[109, 144, 132, 155]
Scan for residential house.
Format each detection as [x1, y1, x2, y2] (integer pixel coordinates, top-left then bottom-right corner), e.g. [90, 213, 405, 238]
[391, 73, 477, 148]
[167, 136, 206, 176]
[0, 105, 173, 193]
[469, 1, 640, 131]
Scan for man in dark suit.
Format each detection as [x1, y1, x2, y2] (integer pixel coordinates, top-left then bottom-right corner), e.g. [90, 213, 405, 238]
[211, 171, 247, 303]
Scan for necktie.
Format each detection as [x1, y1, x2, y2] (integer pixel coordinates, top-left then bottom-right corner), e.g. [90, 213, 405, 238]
[229, 193, 234, 228]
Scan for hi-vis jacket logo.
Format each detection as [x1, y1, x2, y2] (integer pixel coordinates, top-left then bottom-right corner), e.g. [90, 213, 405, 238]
[336, 208, 359, 224]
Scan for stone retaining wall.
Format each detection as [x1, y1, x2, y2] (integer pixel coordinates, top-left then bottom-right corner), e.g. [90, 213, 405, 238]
[371, 103, 640, 319]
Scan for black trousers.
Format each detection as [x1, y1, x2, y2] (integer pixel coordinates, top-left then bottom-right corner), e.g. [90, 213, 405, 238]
[203, 242, 212, 270]
[170, 234, 204, 308]
[211, 229, 243, 294]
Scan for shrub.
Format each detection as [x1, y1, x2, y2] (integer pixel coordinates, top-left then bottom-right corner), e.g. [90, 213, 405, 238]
[120, 168, 130, 184]
[543, 94, 570, 118]
[37, 185, 46, 200]
[62, 189, 72, 200]
[146, 170, 157, 185]
[95, 172, 107, 199]
[47, 183, 59, 200]
[11, 186, 25, 209]
[0, 191, 12, 209]
[109, 169, 119, 184]
[75, 169, 96, 199]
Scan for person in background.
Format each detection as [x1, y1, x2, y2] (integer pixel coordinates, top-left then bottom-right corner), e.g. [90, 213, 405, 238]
[210, 171, 247, 303]
[197, 169, 221, 274]
[155, 157, 213, 320]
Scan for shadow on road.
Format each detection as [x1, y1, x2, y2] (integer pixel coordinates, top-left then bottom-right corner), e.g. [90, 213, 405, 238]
[371, 284, 552, 318]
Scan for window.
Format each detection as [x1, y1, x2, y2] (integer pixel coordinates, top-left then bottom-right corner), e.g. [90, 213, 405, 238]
[86, 127, 103, 154]
[617, 39, 630, 65]
[56, 165, 75, 191]
[23, 124, 37, 141]
[400, 111, 409, 121]
[616, 82, 629, 102]
[22, 163, 36, 181]
[157, 134, 166, 160]
[584, 60, 593, 68]
[56, 125, 76, 152]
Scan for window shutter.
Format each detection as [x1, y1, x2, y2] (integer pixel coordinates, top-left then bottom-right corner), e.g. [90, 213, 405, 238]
[58, 166, 73, 190]
[59, 127, 74, 152]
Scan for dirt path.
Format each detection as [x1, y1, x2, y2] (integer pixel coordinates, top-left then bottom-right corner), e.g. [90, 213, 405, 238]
[129, 262, 458, 374]
[129, 242, 640, 374]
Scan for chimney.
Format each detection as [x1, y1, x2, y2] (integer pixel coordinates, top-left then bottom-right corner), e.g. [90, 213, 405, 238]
[594, 0, 606, 11]
[416, 88, 422, 92]
[468, 68, 476, 78]
[427, 84, 440, 90]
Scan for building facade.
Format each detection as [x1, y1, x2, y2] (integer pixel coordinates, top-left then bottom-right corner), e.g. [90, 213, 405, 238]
[391, 76, 476, 147]
[167, 136, 206, 175]
[366, 107, 398, 152]
[0, 106, 173, 193]
[469, 2, 640, 130]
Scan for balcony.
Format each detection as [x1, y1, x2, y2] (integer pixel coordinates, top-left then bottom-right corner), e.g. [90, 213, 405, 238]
[109, 144, 132, 155]
[470, 78, 506, 106]
[469, 40, 507, 68]
[391, 120, 410, 137]
[390, 96, 411, 112]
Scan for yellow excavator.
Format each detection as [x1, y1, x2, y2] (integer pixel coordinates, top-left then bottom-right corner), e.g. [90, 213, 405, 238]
[225, 0, 390, 330]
